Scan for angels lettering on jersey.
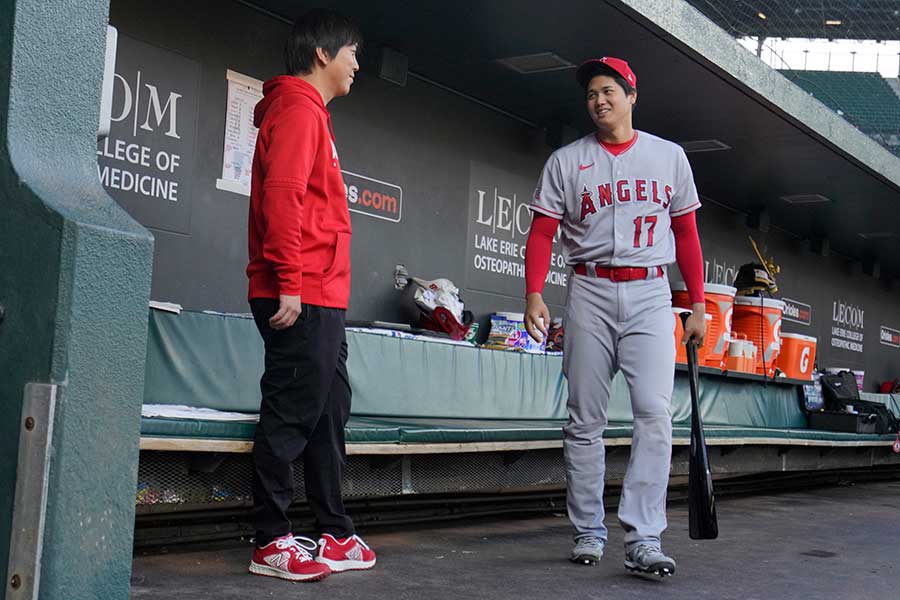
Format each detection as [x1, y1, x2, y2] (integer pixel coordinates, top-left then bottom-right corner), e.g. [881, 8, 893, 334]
[578, 178, 672, 222]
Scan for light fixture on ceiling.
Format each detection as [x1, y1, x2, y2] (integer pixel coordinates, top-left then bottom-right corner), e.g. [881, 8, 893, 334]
[825, 19, 842, 26]
[858, 232, 897, 240]
[496, 52, 574, 74]
[757, 12, 767, 20]
[780, 194, 832, 205]
[679, 139, 731, 153]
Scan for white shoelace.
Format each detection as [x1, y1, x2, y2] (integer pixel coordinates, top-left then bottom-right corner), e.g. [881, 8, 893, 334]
[274, 535, 318, 560]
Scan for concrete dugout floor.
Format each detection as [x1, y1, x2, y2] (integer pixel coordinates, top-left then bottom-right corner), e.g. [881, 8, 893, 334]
[131, 480, 899, 599]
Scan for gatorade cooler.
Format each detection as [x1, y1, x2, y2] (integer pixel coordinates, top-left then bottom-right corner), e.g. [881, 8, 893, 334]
[775, 333, 817, 380]
[672, 283, 736, 370]
[732, 296, 785, 377]
[673, 308, 712, 364]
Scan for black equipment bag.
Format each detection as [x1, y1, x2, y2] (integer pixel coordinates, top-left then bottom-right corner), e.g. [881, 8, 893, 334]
[808, 411, 878, 434]
[815, 371, 899, 434]
[820, 371, 860, 407]
[808, 403, 898, 435]
[849, 400, 900, 434]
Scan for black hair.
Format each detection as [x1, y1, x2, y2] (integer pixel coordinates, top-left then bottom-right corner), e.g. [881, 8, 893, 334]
[582, 64, 634, 97]
[284, 9, 363, 76]
[608, 74, 634, 97]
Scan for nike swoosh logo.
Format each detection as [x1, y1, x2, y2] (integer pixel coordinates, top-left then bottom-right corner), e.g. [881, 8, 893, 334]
[579, 163, 594, 171]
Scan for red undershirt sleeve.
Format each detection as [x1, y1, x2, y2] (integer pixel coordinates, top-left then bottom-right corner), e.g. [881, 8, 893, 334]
[525, 214, 560, 295]
[671, 211, 705, 304]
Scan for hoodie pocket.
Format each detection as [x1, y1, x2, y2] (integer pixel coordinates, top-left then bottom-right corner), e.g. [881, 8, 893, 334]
[323, 231, 351, 284]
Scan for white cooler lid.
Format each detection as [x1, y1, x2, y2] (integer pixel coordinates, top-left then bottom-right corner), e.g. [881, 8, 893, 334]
[671, 307, 711, 319]
[781, 333, 817, 342]
[670, 282, 737, 296]
[734, 296, 786, 310]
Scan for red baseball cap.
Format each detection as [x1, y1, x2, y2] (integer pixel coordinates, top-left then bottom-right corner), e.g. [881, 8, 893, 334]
[576, 57, 637, 91]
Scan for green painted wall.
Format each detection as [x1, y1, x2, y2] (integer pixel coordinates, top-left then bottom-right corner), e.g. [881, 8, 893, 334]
[0, 1, 154, 598]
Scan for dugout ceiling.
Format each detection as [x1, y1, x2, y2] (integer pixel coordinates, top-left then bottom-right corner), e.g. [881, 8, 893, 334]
[249, 0, 900, 278]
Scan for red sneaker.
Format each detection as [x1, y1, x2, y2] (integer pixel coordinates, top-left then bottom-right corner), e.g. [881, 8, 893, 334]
[316, 534, 377, 572]
[249, 535, 331, 582]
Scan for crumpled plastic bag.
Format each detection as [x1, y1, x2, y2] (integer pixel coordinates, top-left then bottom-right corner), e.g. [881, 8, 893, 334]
[411, 277, 464, 323]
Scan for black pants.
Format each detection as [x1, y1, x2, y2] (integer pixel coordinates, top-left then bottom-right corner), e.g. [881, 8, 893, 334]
[249, 299, 354, 545]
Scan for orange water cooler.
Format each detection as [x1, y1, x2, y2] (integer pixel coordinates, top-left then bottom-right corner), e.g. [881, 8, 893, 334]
[672, 283, 736, 369]
[775, 333, 817, 380]
[732, 296, 785, 378]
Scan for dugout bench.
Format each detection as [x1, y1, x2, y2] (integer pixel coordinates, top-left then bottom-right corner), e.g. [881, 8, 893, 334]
[136, 309, 900, 511]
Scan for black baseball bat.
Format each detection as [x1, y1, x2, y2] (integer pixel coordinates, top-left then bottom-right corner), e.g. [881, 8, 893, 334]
[681, 312, 718, 540]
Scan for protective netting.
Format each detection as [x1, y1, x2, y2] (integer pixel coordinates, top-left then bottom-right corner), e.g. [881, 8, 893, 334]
[687, 1, 900, 156]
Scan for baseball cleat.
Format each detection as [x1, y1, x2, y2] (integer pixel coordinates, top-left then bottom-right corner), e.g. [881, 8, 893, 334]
[570, 535, 604, 566]
[624, 544, 676, 577]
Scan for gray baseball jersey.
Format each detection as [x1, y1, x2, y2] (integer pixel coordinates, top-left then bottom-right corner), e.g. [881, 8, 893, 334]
[529, 130, 700, 267]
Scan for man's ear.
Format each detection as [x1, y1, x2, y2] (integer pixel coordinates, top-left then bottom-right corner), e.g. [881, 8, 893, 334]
[315, 47, 331, 67]
[629, 91, 637, 106]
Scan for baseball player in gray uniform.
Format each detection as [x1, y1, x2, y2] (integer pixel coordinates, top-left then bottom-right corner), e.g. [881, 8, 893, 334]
[524, 57, 707, 577]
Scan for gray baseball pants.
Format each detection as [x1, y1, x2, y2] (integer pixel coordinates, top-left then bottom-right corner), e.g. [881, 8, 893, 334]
[562, 269, 675, 550]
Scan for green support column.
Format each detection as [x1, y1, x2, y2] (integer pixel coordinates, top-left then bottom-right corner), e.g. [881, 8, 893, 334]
[0, 0, 154, 598]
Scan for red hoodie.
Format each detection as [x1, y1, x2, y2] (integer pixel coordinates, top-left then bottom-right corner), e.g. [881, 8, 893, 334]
[246, 76, 352, 308]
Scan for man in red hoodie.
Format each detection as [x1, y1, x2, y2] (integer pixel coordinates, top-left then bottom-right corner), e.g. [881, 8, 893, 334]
[246, 9, 375, 582]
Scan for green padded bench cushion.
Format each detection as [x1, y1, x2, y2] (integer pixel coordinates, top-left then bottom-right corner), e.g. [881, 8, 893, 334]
[145, 309, 808, 427]
[140, 417, 257, 440]
[388, 420, 896, 444]
[138, 417, 570, 444]
[140, 416, 403, 443]
[140, 416, 897, 445]
[387, 418, 566, 443]
[685, 424, 895, 443]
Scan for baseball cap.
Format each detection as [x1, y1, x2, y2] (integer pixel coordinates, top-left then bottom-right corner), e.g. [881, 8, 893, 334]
[576, 57, 637, 91]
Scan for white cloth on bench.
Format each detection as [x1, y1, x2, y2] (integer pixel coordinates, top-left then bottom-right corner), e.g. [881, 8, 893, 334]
[142, 404, 259, 422]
